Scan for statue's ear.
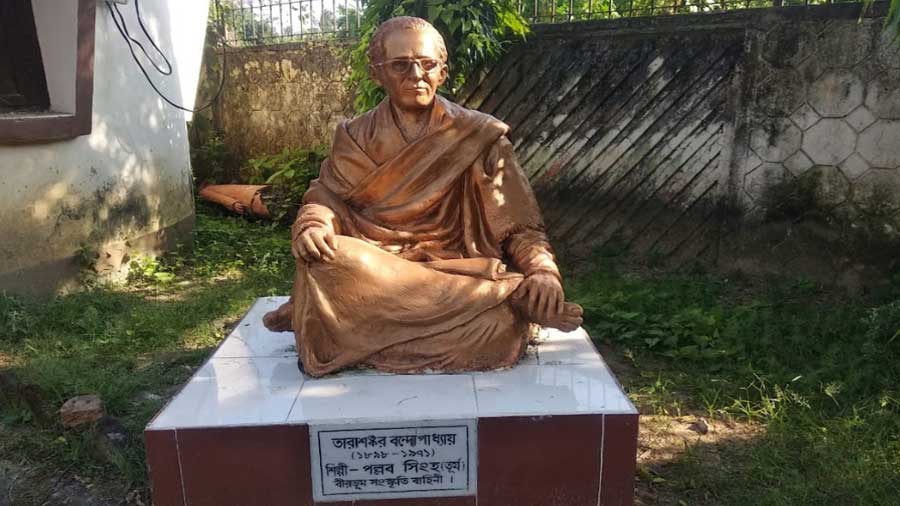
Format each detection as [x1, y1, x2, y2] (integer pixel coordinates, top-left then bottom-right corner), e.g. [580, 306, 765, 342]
[369, 64, 383, 88]
[438, 63, 449, 87]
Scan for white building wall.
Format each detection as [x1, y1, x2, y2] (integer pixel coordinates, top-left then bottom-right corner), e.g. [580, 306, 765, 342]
[0, 0, 209, 292]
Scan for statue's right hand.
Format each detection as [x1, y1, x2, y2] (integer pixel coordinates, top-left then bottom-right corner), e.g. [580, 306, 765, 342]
[292, 227, 337, 262]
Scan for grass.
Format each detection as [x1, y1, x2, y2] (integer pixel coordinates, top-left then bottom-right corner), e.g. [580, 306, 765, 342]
[0, 203, 295, 501]
[567, 257, 900, 505]
[1, 203, 899, 505]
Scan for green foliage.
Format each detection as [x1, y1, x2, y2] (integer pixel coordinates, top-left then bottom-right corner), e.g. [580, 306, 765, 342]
[242, 146, 327, 221]
[0, 205, 295, 488]
[190, 134, 232, 184]
[566, 259, 900, 504]
[864, 0, 900, 41]
[3, 208, 900, 503]
[213, 0, 278, 46]
[128, 256, 177, 285]
[243, 146, 325, 190]
[349, 0, 529, 112]
[889, 0, 900, 39]
[0, 292, 34, 344]
[190, 204, 295, 279]
[569, 262, 900, 409]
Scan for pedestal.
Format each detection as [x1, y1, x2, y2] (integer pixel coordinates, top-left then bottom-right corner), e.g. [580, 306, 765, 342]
[145, 297, 639, 506]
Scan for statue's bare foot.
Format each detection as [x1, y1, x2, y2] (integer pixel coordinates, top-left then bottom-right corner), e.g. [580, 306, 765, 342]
[541, 302, 583, 332]
[517, 300, 583, 332]
[263, 301, 293, 333]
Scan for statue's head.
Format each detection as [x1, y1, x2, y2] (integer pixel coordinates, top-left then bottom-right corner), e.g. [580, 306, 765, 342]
[368, 16, 448, 112]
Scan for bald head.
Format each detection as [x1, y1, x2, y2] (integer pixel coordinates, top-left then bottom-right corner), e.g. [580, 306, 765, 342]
[367, 16, 448, 65]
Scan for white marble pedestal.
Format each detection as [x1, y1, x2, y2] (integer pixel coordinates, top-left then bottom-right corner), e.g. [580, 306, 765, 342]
[145, 297, 639, 506]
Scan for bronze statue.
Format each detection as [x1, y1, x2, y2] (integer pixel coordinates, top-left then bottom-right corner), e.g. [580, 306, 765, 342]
[264, 16, 583, 377]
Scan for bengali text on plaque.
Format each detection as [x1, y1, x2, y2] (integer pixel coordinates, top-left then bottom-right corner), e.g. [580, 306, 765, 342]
[311, 422, 476, 501]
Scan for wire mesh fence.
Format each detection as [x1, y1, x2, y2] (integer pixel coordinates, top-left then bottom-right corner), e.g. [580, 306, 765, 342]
[215, 0, 864, 45]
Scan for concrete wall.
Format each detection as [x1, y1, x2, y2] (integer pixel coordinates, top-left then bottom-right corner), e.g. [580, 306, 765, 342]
[461, 19, 744, 262]
[730, 7, 900, 284]
[0, 0, 209, 293]
[193, 39, 354, 169]
[461, 3, 900, 285]
[198, 4, 900, 285]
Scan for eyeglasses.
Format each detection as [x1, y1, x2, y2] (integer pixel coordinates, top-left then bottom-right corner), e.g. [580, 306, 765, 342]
[375, 58, 444, 75]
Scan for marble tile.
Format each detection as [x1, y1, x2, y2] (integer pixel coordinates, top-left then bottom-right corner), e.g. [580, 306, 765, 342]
[290, 374, 478, 424]
[473, 363, 637, 417]
[537, 327, 601, 365]
[213, 297, 297, 359]
[148, 356, 303, 429]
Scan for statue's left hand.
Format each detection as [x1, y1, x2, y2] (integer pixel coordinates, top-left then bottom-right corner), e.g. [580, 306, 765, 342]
[513, 272, 565, 322]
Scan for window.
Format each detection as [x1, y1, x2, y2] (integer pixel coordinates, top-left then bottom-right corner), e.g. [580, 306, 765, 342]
[0, 0, 51, 114]
[0, 0, 95, 144]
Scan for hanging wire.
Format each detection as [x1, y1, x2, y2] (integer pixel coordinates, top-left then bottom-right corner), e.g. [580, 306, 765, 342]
[106, 0, 228, 113]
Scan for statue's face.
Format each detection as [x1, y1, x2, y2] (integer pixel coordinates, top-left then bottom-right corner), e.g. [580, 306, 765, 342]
[372, 28, 448, 111]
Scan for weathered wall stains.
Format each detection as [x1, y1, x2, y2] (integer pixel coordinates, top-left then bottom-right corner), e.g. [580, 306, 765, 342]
[200, 4, 900, 285]
[461, 28, 743, 261]
[727, 5, 900, 285]
[459, 3, 900, 284]
[0, 1, 206, 294]
[194, 39, 355, 166]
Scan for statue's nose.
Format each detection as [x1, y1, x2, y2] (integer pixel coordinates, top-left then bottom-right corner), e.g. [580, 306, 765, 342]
[410, 62, 425, 79]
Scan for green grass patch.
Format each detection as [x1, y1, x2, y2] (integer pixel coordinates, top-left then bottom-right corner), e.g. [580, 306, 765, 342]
[1, 207, 899, 504]
[0, 203, 295, 490]
[568, 258, 900, 505]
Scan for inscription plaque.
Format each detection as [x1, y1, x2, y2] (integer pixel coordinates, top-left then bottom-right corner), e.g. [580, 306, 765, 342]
[310, 420, 477, 502]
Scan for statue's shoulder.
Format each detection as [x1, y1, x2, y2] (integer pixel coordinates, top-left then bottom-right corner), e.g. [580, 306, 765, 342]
[439, 96, 508, 134]
[340, 107, 378, 141]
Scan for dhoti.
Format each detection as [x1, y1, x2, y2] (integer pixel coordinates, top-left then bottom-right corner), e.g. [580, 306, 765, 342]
[292, 236, 530, 376]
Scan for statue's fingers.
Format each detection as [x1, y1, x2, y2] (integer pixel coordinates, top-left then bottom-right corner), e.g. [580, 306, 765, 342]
[549, 291, 562, 320]
[511, 282, 527, 300]
[556, 292, 565, 315]
[538, 290, 551, 321]
[294, 242, 310, 262]
[301, 234, 321, 260]
[548, 291, 560, 321]
[312, 234, 335, 261]
[528, 288, 539, 316]
[537, 290, 548, 320]
[324, 231, 338, 252]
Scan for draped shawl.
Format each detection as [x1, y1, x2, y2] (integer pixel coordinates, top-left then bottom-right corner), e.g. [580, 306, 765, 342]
[289, 96, 553, 376]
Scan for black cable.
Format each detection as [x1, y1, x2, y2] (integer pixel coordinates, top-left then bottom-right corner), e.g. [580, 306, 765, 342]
[111, 0, 172, 75]
[105, 0, 227, 113]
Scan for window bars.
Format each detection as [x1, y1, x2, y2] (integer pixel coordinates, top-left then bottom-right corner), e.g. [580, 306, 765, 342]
[217, 0, 863, 46]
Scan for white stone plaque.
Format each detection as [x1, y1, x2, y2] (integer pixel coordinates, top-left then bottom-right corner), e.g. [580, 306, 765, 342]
[310, 420, 477, 502]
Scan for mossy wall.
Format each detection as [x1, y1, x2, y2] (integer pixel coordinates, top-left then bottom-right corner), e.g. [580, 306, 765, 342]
[193, 39, 355, 171]
[728, 5, 900, 286]
[196, 4, 900, 287]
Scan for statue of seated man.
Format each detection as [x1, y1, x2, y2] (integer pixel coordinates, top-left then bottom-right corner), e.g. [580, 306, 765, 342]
[263, 16, 583, 377]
